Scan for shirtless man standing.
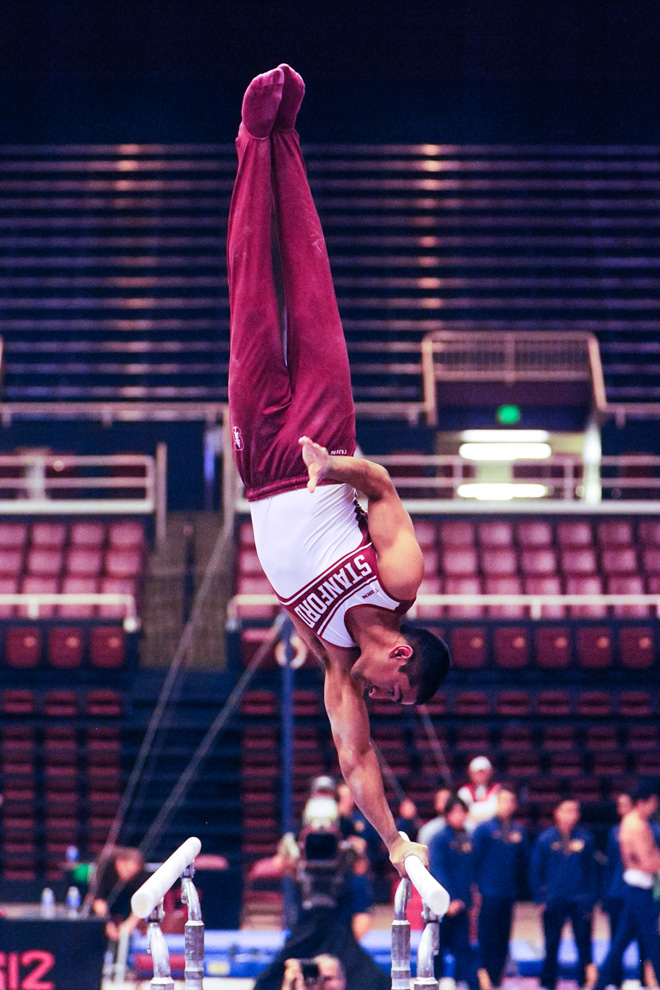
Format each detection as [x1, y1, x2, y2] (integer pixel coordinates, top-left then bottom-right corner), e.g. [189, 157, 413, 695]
[227, 65, 451, 875]
[594, 779, 660, 990]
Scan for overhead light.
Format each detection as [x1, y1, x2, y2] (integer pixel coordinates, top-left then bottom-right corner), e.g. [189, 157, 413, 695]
[459, 442, 552, 461]
[461, 430, 549, 443]
[457, 483, 549, 500]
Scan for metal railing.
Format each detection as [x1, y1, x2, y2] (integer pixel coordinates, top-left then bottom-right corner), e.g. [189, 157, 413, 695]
[0, 593, 138, 629]
[0, 447, 166, 539]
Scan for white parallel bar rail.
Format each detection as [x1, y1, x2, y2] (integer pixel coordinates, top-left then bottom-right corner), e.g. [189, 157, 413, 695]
[131, 837, 202, 919]
[402, 850, 450, 918]
[229, 593, 660, 621]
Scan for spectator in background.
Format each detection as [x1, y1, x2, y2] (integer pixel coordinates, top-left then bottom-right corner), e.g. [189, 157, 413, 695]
[395, 797, 421, 842]
[601, 791, 636, 988]
[530, 799, 598, 990]
[281, 955, 345, 990]
[472, 784, 529, 990]
[594, 780, 660, 990]
[458, 756, 500, 832]
[418, 785, 452, 847]
[91, 846, 149, 942]
[428, 796, 479, 990]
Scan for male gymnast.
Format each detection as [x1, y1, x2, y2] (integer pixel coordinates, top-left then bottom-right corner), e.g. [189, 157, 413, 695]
[227, 65, 451, 876]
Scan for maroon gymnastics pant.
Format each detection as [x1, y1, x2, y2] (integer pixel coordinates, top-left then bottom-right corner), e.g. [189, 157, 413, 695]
[227, 125, 356, 501]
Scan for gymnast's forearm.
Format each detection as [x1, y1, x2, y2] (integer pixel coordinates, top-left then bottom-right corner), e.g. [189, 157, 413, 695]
[323, 455, 394, 501]
[337, 744, 400, 850]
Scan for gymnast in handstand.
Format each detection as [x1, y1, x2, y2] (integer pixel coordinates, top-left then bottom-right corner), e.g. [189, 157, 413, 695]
[227, 65, 451, 874]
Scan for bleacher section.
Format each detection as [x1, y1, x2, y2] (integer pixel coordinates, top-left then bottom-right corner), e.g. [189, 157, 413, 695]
[1, 145, 660, 409]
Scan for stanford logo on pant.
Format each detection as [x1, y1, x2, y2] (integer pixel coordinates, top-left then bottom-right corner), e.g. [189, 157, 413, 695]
[232, 426, 244, 451]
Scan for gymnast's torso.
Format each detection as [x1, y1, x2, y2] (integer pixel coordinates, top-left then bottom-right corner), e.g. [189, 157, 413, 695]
[249, 483, 412, 648]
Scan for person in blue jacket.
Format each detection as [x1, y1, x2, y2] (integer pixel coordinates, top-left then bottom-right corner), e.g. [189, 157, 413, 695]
[472, 784, 529, 989]
[428, 795, 479, 990]
[530, 798, 598, 990]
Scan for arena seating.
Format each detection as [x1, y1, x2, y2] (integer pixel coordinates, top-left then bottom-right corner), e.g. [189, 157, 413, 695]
[1, 145, 659, 408]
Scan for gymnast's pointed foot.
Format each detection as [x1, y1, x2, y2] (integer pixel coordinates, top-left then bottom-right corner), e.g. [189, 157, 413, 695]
[274, 63, 305, 131]
[241, 67, 285, 138]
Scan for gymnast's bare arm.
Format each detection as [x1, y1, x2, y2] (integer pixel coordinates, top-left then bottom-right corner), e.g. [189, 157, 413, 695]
[298, 436, 424, 600]
[289, 613, 427, 876]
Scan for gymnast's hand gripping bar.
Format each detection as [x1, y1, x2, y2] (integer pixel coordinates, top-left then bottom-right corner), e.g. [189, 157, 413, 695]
[399, 833, 450, 919]
[131, 836, 202, 918]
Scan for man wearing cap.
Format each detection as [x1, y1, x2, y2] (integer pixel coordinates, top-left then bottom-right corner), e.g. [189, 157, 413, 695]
[458, 757, 500, 832]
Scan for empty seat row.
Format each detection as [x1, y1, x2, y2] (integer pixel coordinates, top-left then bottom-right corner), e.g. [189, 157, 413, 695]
[412, 518, 660, 549]
[445, 623, 656, 670]
[0, 625, 127, 669]
[0, 545, 144, 578]
[422, 545, 660, 578]
[0, 520, 145, 550]
[1, 687, 123, 717]
[0, 575, 139, 617]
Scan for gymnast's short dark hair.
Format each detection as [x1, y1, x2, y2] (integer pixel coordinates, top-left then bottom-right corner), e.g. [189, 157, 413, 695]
[399, 622, 451, 705]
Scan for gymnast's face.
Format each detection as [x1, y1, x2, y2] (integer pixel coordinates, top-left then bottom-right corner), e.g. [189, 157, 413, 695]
[351, 649, 417, 705]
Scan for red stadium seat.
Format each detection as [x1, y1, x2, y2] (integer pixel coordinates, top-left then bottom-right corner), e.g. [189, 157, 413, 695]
[593, 752, 627, 778]
[485, 576, 525, 617]
[0, 548, 24, 575]
[543, 726, 576, 751]
[422, 548, 440, 576]
[600, 548, 638, 576]
[455, 725, 491, 754]
[570, 778, 602, 804]
[597, 520, 634, 547]
[478, 521, 514, 547]
[26, 547, 63, 576]
[586, 725, 618, 751]
[496, 691, 532, 717]
[576, 627, 613, 669]
[0, 575, 19, 617]
[635, 752, 660, 776]
[444, 576, 484, 617]
[69, 521, 106, 547]
[499, 725, 533, 751]
[507, 752, 540, 778]
[107, 520, 145, 549]
[99, 576, 138, 617]
[525, 575, 565, 618]
[59, 575, 99, 617]
[450, 627, 488, 669]
[48, 627, 84, 668]
[1, 689, 36, 715]
[414, 577, 442, 619]
[20, 576, 59, 617]
[619, 627, 655, 668]
[413, 520, 438, 549]
[66, 546, 104, 576]
[536, 626, 571, 668]
[607, 575, 648, 616]
[439, 521, 475, 546]
[43, 690, 78, 717]
[537, 690, 571, 717]
[520, 548, 558, 576]
[105, 547, 143, 578]
[441, 547, 478, 577]
[561, 548, 597, 576]
[5, 627, 42, 668]
[86, 689, 123, 718]
[90, 627, 126, 668]
[481, 548, 518, 576]
[566, 576, 607, 617]
[454, 691, 490, 716]
[0, 522, 28, 548]
[627, 725, 660, 751]
[493, 626, 529, 668]
[241, 690, 277, 717]
[30, 522, 66, 548]
[577, 691, 612, 717]
[517, 520, 553, 547]
[557, 521, 593, 548]
[642, 548, 660, 574]
[550, 753, 583, 778]
[618, 690, 653, 717]
[639, 520, 660, 546]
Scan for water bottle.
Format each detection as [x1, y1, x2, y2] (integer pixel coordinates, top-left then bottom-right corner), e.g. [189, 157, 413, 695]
[65, 885, 81, 917]
[40, 887, 56, 918]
